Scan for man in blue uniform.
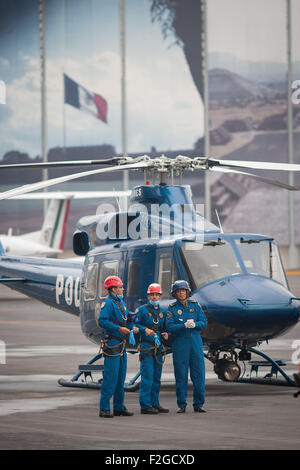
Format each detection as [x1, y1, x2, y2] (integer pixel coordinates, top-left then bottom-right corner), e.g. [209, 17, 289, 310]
[135, 283, 169, 414]
[98, 275, 138, 418]
[166, 280, 207, 413]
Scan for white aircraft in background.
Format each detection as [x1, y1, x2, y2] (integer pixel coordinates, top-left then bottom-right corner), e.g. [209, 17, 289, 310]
[0, 190, 130, 257]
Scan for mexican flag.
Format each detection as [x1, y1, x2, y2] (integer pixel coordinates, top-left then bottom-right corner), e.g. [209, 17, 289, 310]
[64, 73, 108, 123]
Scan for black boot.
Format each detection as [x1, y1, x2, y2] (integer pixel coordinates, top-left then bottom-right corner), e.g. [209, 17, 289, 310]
[154, 405, 169, 413]
[99, 410, 113, 418]
[194, 407, 206, 413]
[113, 408, 134, 416]
[141, 407, 159, 414]
[177, 407, 186, 413]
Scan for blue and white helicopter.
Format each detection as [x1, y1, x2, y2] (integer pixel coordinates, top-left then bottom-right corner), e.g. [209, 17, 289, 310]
[0, 154, 300, 389]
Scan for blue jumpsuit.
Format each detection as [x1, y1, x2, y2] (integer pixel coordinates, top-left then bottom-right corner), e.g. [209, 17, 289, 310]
[98, 294, 131, 412]
[135, 302, 167, 410]
[165, 298, 207, 409]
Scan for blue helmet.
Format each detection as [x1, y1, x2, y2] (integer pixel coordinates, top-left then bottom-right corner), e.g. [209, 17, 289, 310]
[171, 280, 191, 298]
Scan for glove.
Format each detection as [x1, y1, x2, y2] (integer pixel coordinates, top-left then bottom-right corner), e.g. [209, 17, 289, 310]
[185, 319, 196, 328]
[154, 333, 161, 346]
[129, 329, 136, 345]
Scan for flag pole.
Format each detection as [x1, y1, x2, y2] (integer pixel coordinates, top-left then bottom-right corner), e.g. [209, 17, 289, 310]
[120, 0, 129, 196]
[286, 0, 298, 268]
[39, 0, 48, 216]
[202, 0, 211, 221]
[62, 0, 66, 151]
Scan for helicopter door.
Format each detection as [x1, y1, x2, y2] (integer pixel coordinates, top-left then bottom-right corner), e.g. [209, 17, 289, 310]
[81, 252, 125, 342]
[125, 246, 156, 311]
[97, 252, 125, 300]
[156, 247, 178, 300]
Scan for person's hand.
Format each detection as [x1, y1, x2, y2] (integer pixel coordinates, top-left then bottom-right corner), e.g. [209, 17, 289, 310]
[133, 326, 139, 334]
[184, 320, 195, 328]
[145, 328, 155, 336]
[161, 332, 168, 340]
[119, 327, 131, 335]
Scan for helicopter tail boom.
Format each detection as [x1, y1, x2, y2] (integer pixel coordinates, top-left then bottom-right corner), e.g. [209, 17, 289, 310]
[0, 254, 83, 316]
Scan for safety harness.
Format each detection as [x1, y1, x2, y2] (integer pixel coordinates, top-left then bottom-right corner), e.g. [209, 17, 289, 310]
[138, 304, 166, 366]
[101, 298, 128, 358]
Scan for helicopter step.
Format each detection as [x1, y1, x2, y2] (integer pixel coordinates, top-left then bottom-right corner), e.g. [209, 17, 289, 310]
[248, 359, 286, 379]
[237, 347, 295, 387]
[58, 352, 105, 389]
[57, 350, 141, 391]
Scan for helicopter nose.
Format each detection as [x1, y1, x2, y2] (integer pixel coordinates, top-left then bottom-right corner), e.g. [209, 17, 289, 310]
[198, 275, 300, 332]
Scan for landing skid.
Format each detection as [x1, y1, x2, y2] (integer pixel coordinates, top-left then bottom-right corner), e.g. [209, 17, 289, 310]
[58, 352, 104, 389]
[58, 350, 142, 391]
[58, 348, 172, 391]
[58, 346, 297, 392]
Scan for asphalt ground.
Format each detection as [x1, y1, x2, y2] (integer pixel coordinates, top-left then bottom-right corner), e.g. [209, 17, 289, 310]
[0, 277, 300, 451]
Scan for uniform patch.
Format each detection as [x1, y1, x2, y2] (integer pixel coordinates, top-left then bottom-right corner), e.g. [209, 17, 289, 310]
[166, 311, 172, 319]
[189, 308, 195, 312]
[177, 309, 182, 315]
[159, 312, 163, 318]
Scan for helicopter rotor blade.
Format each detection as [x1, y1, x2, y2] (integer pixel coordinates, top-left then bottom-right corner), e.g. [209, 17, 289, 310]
[0, 157, 120, 170]
[208, 158, 300, 172]
[209, 166, 299, 191]
[0, 161, 150, 201]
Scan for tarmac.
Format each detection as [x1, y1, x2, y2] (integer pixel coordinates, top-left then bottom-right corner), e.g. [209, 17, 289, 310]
[0, 276, 300, 451]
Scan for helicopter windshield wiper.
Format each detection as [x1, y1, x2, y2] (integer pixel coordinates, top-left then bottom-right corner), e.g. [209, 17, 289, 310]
[240, 237, 274, 244]
[204, 238, 225, 247]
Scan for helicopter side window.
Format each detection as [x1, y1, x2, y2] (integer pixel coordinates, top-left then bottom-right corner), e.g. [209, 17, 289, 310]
[158, 254, 178, 299]
[84, 263, 99, 301]
[127, 259, 140, 297]
[99, 260, 119, 298]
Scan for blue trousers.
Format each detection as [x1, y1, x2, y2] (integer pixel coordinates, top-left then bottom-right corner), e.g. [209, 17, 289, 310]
[100, 352, 127, 411]
[172, 338, 205, 409]
[139, 353, 163, 409]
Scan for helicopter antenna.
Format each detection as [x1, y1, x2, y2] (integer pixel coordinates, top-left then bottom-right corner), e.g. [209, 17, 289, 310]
[215, 209, 224, 234]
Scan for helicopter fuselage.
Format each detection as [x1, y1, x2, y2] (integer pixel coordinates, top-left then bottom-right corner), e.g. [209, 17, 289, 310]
[0, 232, 298, 354]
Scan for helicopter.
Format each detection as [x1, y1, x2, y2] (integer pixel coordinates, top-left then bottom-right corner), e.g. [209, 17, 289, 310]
[0, 154, 300, 390]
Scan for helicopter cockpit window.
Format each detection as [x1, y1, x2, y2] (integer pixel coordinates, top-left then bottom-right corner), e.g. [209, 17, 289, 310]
[127, 259, 140, 297]
[236, 240, 287, 288]
[179, 241, 242, 289]
[84, 263, 99, 301]
[99, 260, 119, 298]
[158, 253, 178, 299]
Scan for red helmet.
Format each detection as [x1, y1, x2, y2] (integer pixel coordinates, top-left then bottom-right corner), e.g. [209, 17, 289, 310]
[104, 275, 123, 289]
[147, 283, 162, 295]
